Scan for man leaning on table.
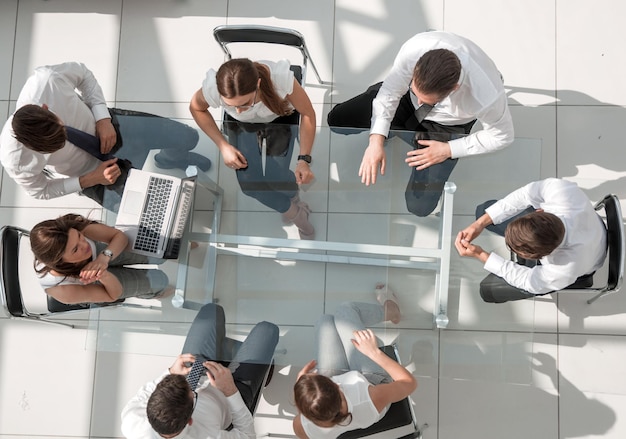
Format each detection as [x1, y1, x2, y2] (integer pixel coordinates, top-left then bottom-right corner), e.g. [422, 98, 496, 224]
[455, 178, 607, 303]
[327, 31, 514, 217]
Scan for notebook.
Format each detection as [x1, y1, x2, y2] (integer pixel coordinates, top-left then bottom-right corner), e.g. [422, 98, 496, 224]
[115, 169, 196, 259]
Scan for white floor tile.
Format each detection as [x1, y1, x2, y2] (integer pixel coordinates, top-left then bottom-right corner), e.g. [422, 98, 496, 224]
[11, 0, 122, 102]
[117, 0, 228, 103]
[0, 2, 17, 101]
[445, 0, 556, 106]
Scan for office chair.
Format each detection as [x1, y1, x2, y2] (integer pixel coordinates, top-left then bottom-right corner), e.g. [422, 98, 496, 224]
[0, 225, 155, 329]
[586, 194, 624, 304]
[338, 345, 425, 439]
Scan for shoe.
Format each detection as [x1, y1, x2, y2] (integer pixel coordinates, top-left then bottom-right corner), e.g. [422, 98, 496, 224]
[375, 283, 401, 324]
[282, 198, 315, 240]
[154, 151, 211, 172]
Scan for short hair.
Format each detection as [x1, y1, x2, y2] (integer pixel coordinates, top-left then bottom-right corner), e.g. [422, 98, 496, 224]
[30, 213, 97, 277]
[294, 374, 352, 426]
[505, 212, 565, 259]
[412, 49, 461, 99]
[147, 374, 194, 436]
[12, 104, 66, 153]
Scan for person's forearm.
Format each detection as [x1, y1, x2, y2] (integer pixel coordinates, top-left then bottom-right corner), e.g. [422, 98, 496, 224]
[190, 108, 231, 152]
[368, 350, 415, 385]
[105, 229, 129, 259]
[298, 113, 315, 155]
[98, 271, 123, 301]
[79, 169, 102, 189]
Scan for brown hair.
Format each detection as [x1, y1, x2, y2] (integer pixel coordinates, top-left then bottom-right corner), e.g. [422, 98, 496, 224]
[147, 374, 194, 436]
[30, 214, 96, 277]
[412, 49, 461, 99]
[12, 104, 66, 153]
[505, 212, 565, 259]
[216, 58, 293, 116]
[294, 374, 352, 427]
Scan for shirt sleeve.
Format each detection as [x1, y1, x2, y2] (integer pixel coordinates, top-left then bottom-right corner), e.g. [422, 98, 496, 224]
[4, 165, 82, 199]
[447, 92, 514, 158]
[370, 40, 423, 137]
[49, 62, 111, 122]
[120, 370, 170, 439]
[217, 392, 256, 439]
[484, 252, 577, 294]
[485, 179, 549, 224]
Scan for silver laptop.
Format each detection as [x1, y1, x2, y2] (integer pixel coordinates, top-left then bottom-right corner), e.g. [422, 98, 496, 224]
[115, 169, 196, 259]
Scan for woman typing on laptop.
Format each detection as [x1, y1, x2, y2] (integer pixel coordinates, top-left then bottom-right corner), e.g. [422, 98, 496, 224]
[30, 213, 173, 305]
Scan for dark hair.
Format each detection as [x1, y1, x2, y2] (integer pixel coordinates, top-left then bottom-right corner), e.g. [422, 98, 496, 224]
[216, 58, 293, 116]
[30, 214, 96, 277]
[412, 49, 461, 99]
[505, 212, 565, 259]
[294, 374, 352, 427]
[12, 104, 66, 153]
[147, 374, 194, 436]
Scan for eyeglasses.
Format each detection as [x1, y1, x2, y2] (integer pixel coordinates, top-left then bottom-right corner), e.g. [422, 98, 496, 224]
[221, 87, 258, 111]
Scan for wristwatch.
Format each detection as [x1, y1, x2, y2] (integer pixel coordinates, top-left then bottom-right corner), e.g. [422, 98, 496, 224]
[297, 154, 312, 164]
[101, 249, 114, 260]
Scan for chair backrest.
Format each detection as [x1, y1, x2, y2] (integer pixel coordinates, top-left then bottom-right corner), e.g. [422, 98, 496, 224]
[0, 226, 29, 318]
[337, 345, 421, 439]
[213, 24, 324, 84]
[600, 195, 625, 291]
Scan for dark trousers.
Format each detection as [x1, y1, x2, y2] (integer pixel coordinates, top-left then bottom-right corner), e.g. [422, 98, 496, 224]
[327, 82, 476, 216]
[224, 121, 298, 213]
[475, 200, 594, 303]
[181, 304, 279, 413]
[82, 108, 199, 212]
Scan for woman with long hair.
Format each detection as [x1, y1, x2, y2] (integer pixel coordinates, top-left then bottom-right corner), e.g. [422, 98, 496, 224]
[190, 58, 316, 239]
[31, 213, 171, 304]
[292, 287, 417, 438]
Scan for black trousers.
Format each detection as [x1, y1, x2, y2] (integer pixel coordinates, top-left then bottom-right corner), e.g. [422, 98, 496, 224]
[327, 82, 476, 217]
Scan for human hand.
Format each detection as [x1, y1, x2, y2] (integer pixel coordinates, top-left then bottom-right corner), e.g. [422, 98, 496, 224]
[351, 329, 381, 359]
[222, 144, 248, 170]
[169, 354, 196, 375]
[296, 360, 317, 381]
[95, 118, 117, 154]
[94, 158, 121, 185]
[405, 140, 451, 170]
[80, 254, 110, 280]
[457, 222, 485, 245]
[454, 235, 489, 263]
[204, 361, 238, 397]
[358, 142, 386, 186]
[295, 161, 314, 184]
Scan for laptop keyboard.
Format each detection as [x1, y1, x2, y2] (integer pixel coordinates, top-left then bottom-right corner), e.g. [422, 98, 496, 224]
[134, 176, 173, 253]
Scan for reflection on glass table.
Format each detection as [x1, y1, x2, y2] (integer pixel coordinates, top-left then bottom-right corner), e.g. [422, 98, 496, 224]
[88, 125, 542, 381]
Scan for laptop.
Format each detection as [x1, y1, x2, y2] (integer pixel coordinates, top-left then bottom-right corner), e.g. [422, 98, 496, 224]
[115, 169, 196, 259]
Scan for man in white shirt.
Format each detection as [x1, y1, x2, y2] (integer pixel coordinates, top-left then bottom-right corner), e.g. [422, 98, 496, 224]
[455, 178, 607, 303]
[121, 303, 279, 438]
[328, 32, 514, 216]
[0, 62, 210, 209]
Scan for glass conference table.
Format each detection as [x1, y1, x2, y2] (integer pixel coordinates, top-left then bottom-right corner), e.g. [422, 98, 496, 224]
[88, 125, 544, 382]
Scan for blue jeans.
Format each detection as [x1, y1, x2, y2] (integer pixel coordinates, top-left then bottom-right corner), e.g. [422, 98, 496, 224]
[316, 301, 389, 384]
[181, 304, 279, 411]
[225, 123, 299, 213]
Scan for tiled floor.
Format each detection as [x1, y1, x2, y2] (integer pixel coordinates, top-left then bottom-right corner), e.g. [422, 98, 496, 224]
[1, 1, 626, 438]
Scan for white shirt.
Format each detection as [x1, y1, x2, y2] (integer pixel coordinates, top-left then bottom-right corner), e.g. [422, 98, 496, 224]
[371, 31, 514, 159]
[121, 370, 256, 439]
[201, 60, 294, 124]
[484, 178, 607, 294]
[300, 371, 389, 439]
[0, 62, 109, 199]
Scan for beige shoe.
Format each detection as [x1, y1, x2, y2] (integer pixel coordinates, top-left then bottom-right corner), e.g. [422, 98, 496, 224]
[282, 197, 315, 240]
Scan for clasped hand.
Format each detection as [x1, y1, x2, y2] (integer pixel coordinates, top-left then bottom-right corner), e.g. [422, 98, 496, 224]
[79, 254, 110, 283]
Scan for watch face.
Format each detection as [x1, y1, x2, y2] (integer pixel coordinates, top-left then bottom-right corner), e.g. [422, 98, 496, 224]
[298, 155, 312, 163]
